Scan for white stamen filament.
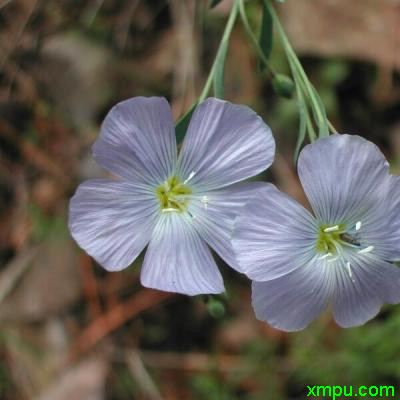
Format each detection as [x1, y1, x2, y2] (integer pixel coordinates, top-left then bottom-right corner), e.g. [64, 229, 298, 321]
[327, 255, 339, 263]
[355, 221, 362, 231]
[358, 245, 374, 254]
[346, 262, 352, 278]
[201, 195, 209, 210]
[319, 253, 333, 260]
[324, 225, 340, 233]
[183, 171, 196, 184]
[162, 208, 179, 213]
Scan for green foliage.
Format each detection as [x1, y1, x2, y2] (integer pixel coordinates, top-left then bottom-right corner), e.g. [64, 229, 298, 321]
[175, 0, 239, 142]
[272, 73, 295, 98]
[209, 0, 223, 9]
[28, 204, 67, 240]
[213, 34, 229, 99]
[258, 2, 273, 71]
[207, 296, 226, 319]
[291, 308, 400, 388]
[264, 0, 331, 146]
[191, 373, 236, 400]
[175, 103, 196, 144]
[237, 0, 333, 162]
[111, 364, 139, 398]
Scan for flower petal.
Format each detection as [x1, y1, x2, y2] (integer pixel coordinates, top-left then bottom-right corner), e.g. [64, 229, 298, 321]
[298, 134, 391, 224]
[177, 98, 275, 190]
[93, 97, 177, 185]
[232, 183, 317, 281]
[141, 213, 224, 295]
[380, 176, 400, 259]
[69, 179, 159, 271]
[189, 182, 265, 272]
[252, 258, 333, 332]
[332, 255, 400, 328]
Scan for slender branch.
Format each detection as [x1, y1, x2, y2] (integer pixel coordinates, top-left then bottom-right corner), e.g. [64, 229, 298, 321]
[198, 0, 239, 101]
[263, 0, 336, 137]
[238, 0, 274, 78]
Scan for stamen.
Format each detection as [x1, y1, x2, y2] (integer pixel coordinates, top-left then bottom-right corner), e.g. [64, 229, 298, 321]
[319, 253, 333, 260]
[183, 171, 196, 184]
[346, 262, 352, 278]
[355, 221, 362, 231]
[324, 225, 340, 233]
[201, 195, 209, 210]
[156, 176, 192, 213]
[327, 255, 339, 263]
[358, 245, 374, 254]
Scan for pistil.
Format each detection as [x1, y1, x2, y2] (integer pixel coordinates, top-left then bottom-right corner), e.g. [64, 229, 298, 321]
[156, 176, 192, 213]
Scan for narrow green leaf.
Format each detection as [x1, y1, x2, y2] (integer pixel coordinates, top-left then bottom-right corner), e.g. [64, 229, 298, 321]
[310, 85, 329, 138]
[175, 102, 197, 144]
[212, 36, 229, 98]
[258, 1, 273, 71]
[294, 100, 308, 164]
[209, 0, 223, 9]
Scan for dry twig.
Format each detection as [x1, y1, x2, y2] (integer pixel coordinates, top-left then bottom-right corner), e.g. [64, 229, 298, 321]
[69, 289, 174, 360]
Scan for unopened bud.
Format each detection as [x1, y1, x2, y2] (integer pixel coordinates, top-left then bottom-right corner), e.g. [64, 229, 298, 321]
[207, 298, 225, 318]
[272, 73, 295, 99]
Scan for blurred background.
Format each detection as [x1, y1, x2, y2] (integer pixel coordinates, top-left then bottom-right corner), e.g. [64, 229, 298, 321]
[1, 0, 400, 399]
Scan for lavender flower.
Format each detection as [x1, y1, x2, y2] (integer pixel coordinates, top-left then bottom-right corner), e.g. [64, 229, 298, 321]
[69, 97, 275, 295]
[233, 134, 400, 331]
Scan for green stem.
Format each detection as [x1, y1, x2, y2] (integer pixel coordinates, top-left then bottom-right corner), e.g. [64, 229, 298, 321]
[328, 120, 338, 134]
[264, 0, 335, 137]
[238, 0, 274, 78]
[266, 1, 324, 123]
[198, 0, 239, 102]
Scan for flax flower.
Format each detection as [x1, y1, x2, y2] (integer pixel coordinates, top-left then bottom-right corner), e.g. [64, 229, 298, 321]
[69, 97, 275, 295]
[233, 134, 400, 331]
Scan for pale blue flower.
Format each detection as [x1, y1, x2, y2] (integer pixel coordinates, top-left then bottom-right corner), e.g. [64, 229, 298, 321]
[233, 134, 400, 331]
[69, 97, 275, 295]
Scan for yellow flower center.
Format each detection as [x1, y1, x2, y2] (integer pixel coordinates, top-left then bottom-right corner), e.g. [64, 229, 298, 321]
[156, 176, 192, 213]
[316, 223, 356, 254]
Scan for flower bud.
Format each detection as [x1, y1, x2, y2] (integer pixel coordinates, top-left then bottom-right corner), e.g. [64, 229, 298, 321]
[272, 73, 295, 99]
[207, 298, 225, 318]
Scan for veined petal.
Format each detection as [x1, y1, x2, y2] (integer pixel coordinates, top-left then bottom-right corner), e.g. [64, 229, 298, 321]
[252, 257, 333, 332]
[177, 98, 275, 190]
[381, 176, 400, 259]
[298, 134, 391, 224]
[69, 179, 159, 271]
[141, 213, 224, 295]
[189, 182, 265, 272]
[93, 97, 177, 185]
[332, 255, 400, 328]
[232, 183, 317, 281]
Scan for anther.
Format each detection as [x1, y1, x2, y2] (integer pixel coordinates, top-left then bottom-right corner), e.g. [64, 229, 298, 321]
[162, 208, 178, 213]
[324, 225, 340, 233]
[355, 221, 362, 231]
[358, 245, 374, 254]
[183, 171, 196, 184]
